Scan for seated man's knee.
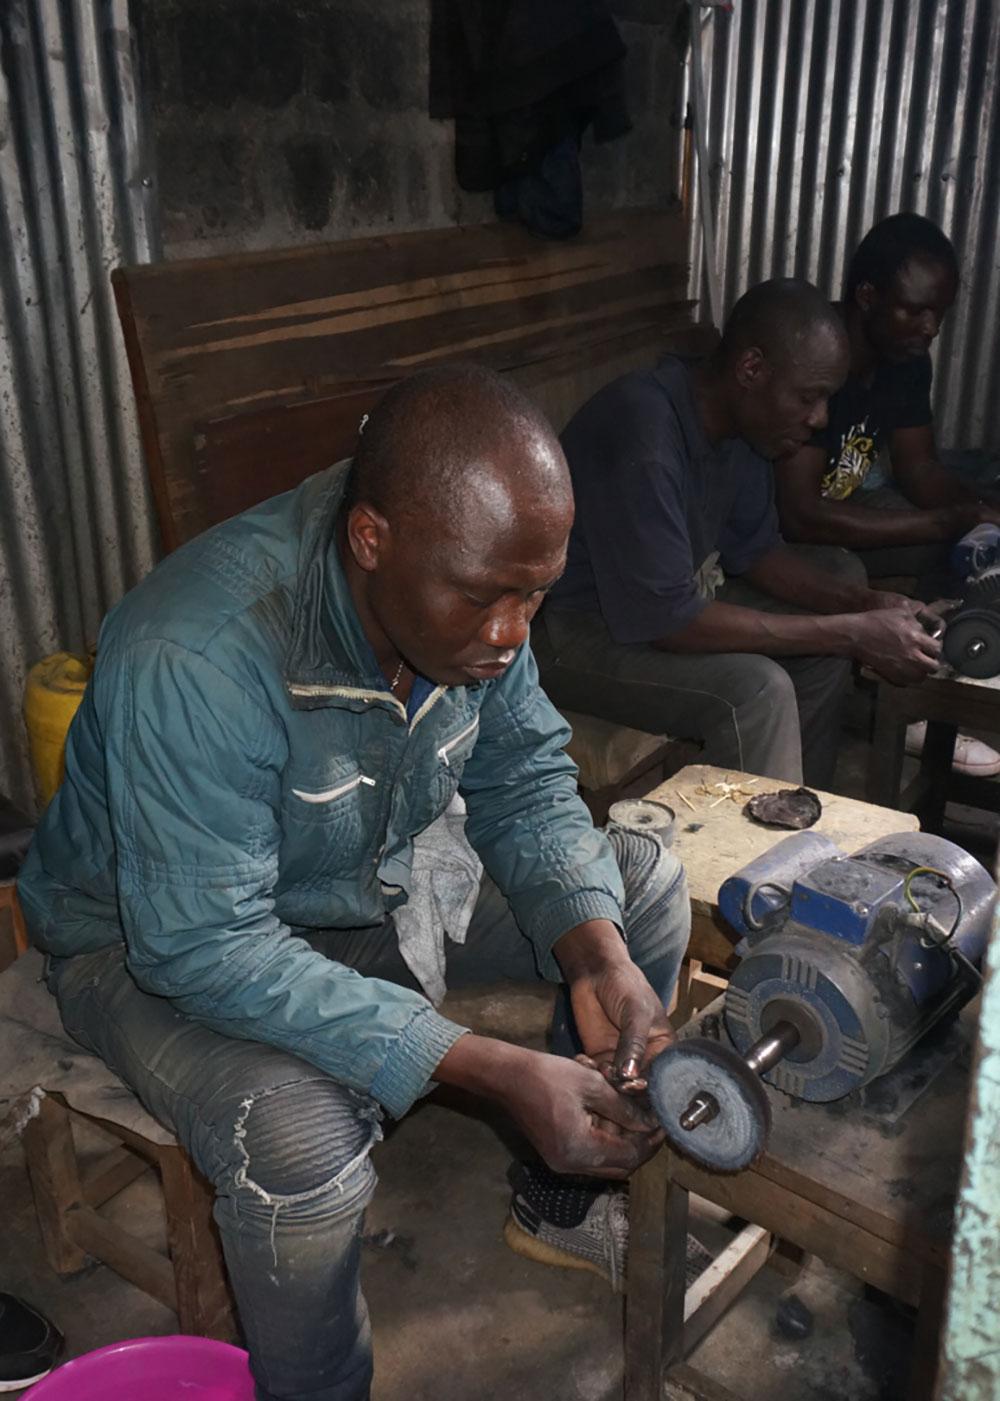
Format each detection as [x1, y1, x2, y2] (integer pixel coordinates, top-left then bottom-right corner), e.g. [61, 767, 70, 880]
[737, 654, 798, 716]
[232, 1078, 379, 1202]
[605, 826, 690, 961]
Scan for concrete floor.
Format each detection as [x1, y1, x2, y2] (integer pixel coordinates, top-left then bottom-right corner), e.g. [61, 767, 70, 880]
[2, 714, 996, 1400]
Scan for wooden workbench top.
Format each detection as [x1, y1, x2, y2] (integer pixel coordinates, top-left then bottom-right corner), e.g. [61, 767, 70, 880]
[651, 763, 918, 917]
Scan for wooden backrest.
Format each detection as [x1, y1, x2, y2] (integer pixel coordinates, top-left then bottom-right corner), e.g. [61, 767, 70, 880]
[113, 210, 709, 552]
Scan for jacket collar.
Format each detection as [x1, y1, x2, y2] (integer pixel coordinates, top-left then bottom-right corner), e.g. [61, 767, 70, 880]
[284, 460, 410, 716]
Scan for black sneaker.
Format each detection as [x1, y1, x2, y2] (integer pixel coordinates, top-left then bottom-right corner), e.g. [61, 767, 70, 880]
[504, 1162, 713, 1295]
[0, 1294, 64, 1392]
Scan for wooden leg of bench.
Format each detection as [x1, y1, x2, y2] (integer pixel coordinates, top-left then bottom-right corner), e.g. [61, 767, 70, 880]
[157, 1143, 236, 1340]
[21, 1095, 88, 1274]
[867, 686, 908, 808]
[626, 1150, 688, 1400]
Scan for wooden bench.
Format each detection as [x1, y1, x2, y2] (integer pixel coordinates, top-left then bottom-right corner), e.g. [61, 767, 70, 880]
[112, 210, 714, 811]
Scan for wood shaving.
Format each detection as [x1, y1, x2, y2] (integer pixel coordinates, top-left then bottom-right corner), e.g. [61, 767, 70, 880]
[694, 777, 761, 806]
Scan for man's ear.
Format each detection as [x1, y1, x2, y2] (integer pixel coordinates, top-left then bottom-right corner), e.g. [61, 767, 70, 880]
[733, 346, 770, 392]
[853, 279, 877, 314]
[346, 502, 390, 574]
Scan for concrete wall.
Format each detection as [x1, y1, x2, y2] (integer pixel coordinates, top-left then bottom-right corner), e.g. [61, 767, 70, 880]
[137, 0, 687, 259]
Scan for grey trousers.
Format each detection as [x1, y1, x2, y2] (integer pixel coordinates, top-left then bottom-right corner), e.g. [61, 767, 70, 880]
[47, 827, 689, 1401]
[534, 545, 863, 789]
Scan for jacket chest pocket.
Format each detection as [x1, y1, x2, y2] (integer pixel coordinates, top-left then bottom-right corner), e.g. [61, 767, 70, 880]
[430, 715, 480, 808]
[282, 768, 376, 875]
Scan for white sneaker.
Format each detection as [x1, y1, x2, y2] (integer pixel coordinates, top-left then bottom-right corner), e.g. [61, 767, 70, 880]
[904, 722, 1000, 777]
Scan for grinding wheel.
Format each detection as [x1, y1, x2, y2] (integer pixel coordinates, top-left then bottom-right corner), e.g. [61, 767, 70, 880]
[943, 608, 1000, 678]
[647, 1038, 771, 1174]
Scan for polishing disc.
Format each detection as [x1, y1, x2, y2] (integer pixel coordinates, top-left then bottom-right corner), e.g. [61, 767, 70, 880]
[648, 1037, 771, 1174]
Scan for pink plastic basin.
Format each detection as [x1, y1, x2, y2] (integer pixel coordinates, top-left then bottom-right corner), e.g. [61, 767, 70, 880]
[26, 1334, 254, 1399]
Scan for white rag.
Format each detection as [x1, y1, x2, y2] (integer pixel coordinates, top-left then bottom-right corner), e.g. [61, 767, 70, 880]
[393, 794, 483, 1006]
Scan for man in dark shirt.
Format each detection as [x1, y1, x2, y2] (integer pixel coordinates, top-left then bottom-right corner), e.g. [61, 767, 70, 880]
[775, 214, 1000, 579]
[774, 215, 1000, 778]
[535, 279, 942, 789]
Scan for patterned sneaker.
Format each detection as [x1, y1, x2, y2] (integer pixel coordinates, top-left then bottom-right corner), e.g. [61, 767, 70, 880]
[0, 1293, 63, 1393]
[504, 1162, 713, 1294]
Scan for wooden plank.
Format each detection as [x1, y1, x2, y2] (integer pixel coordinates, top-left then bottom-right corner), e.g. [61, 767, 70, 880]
[666, 1156, 923, 1306]
[683, 1223, 771, 1355]
[655, 763, 920, 923]
[158, 1143, 237, 1341]
[21, 1096, 88, 1274]
[113, 209, 695, 550]
[66, 1205, 177, 1312]
[909, 1264, 949, 1401]
[81, 1146, 150, 1209]
[625, 1151, 689, 1401]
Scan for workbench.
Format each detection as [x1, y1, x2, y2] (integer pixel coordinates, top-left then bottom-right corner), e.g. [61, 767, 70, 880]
[867, 669, 1000, 831]
[648, 764, 919, 1018]
[625, 998, 975, 1401]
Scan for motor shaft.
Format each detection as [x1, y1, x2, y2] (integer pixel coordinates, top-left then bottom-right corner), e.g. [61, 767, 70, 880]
[679, 1020, 800, 1133]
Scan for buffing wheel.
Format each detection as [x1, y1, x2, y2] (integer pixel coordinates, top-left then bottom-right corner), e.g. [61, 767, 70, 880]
[647, 1038, 771, 1174]
[943, 608, 1000, 678]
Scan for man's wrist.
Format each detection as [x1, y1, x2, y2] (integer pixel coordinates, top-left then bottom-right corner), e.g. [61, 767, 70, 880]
[432, 1032, 530, 1100]
[553, 919, 629, 982]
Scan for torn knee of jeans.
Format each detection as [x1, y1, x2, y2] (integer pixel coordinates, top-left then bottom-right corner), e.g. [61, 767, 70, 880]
[230, 1082, 382, 1208]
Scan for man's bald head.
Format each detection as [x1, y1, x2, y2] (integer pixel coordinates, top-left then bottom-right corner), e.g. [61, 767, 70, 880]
[713, 278, 849, 460]
[348, 363, 571, 531]
[721, 278, 846, 371]
[341, 364, 573, 688]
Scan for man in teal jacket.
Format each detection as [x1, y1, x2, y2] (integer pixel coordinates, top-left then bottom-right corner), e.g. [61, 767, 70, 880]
[20, 365, 689, 1401]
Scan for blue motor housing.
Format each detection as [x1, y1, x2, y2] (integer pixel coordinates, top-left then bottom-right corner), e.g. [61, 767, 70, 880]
[717, 831, 995, 1102]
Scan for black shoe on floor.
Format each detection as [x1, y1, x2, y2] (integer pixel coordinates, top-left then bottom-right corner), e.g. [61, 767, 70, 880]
[0, 1293, 64, 1392]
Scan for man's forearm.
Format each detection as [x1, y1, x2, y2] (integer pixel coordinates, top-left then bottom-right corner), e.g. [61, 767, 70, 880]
[654, 599, 860, 657]
[895, 458, 978, 510]
[782, 494, 969, 548]
[742, 547, 874, 614]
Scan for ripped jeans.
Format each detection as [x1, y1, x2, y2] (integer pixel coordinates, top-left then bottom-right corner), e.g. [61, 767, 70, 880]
[47, 828, 689, 1401]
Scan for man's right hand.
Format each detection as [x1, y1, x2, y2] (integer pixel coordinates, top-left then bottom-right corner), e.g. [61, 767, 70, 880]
[850, 608, 943, 684]
[434, 1035, 663, 1179]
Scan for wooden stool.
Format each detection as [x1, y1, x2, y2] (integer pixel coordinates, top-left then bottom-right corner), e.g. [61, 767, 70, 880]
[22, 1092, 236, 1340]
[6, 922, 236, 1341]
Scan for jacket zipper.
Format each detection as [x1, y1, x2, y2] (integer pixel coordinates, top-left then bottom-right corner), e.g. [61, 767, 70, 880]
[292, 773, 376, 804]
[287, 681, 406, 722]
[438, 716, 480, 766]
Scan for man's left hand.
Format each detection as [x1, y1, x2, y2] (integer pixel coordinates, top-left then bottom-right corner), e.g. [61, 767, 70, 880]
[553, 919, 674, 1084]
[864, 590, 925, 615]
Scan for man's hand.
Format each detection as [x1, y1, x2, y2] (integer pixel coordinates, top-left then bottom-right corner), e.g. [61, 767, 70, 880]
[434, 1036, 664, 1178]
[863, 590, 926, 616]
[553, 920, 674, 1082]
[850, 608, 943, 684]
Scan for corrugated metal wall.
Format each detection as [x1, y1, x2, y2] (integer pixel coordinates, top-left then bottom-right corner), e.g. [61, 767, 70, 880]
[0, 0, 158, 813]
[683, 0, 1000, 453]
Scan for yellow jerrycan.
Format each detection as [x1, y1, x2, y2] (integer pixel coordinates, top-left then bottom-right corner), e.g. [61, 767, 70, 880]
[23, 652, 94, 805]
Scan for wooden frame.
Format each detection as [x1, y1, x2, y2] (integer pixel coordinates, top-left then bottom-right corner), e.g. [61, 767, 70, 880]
[21, 1093, 236, 1341]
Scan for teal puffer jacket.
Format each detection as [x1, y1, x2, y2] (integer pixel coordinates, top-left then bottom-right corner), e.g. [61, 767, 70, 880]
[19, 464, 624, 1117]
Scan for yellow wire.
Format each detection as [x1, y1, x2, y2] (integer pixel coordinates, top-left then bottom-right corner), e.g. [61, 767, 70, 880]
[903, 865, 953, 913]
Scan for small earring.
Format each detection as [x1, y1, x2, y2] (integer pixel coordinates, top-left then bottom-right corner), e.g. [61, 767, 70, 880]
[358, 413, 369, 435]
